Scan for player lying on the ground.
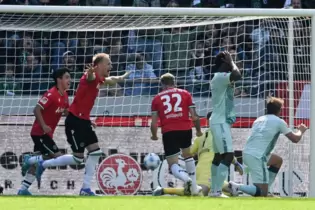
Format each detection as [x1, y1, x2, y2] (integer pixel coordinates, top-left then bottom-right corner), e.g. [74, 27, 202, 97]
[151, 73, 203, 195]
[18, 68, 71, 195]
[229, 97, 308, 197]
[27, 53, 131, 196]
[152, 112, 243, 196]
[209, 51, 242, 197]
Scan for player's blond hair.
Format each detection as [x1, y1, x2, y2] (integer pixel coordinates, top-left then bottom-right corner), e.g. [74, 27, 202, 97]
[160, 73, 175, 86]
[93, 53, 110, 66]
[266, 97, 284, 115]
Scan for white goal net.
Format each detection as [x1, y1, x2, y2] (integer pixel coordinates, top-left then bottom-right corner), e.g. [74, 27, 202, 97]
[0, 6, 313, 197]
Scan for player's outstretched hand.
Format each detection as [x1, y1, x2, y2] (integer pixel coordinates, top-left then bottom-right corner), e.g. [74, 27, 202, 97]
[85, 64, 96, 74]
[221, 51, 233, 65]
[123, 71, 132, 78]
[151, 136, 158, 141]
[196, 131, 203, 137]
[298, 123, 308, 133]
[42, 124, 52, 134]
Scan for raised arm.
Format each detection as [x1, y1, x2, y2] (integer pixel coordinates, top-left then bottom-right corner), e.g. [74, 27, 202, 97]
[104, 71, 131, 86]
[285, 123, 308, 143]
[221, 51, 242, 82]
[85, 64, 96, 82]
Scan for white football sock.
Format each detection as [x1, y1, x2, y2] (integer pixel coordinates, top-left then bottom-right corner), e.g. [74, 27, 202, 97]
[42, 154, 80, 168]
[170, 163, 190, 183]
[20, 173, 36, 190]
[185, 157, 197, 190]
[27, 155, 43, 165]
[82, 150, 102, 189]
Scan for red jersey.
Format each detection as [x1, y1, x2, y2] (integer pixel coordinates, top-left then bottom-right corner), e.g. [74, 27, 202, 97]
[69, 72, 105, 120]
[151, 88, 194, 133]
[31, 86, 69, 138]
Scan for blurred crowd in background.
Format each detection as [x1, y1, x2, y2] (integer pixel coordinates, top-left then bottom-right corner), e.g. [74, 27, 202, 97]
[0, 0, 312, 97]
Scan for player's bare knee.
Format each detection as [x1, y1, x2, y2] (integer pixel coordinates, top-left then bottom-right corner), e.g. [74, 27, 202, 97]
[212, 153, 222, 166]
[166, 155, 178, 168]
[88, 148, 103, 157]
[268, 154, 283, 168]
[181, 147, 191, 158]
[86, 143, 100, 152]
[221, 152, 234, 167]
[73, 152, 84, 159]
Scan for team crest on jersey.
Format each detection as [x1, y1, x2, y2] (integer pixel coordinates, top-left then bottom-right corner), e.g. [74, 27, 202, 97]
[96, 154, 142, 195]
[39, 97, 48, 104]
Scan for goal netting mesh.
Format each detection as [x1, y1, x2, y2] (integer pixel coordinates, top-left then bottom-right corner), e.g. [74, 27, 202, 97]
[0, 7, 311, 197]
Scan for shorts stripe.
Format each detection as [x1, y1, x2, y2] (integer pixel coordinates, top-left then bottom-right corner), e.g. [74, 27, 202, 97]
[42, 143, 55, 154]
[220, 124, 227, 153]
[262, 157, 267, 183]
[71, 130, 79, 150]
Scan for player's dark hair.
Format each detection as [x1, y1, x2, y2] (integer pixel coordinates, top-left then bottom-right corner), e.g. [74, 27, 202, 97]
[214, 52, 225, 72]
[160, 73, 175, 86]
[93, 53, 109, 66]
[52, 68, 70, 85]
[266, 97, 284, 115]
[206, 112, 212, 119]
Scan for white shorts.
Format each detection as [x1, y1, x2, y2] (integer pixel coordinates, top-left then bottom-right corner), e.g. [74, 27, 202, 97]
[243, 153, 269, 184]
[210, 123, 233, 154]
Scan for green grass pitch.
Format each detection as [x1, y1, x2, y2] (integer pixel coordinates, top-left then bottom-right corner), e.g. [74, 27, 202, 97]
[1, 196, 315, 210]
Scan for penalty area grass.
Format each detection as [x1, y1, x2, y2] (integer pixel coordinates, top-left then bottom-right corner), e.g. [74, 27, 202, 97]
[1, 196, 315, 210]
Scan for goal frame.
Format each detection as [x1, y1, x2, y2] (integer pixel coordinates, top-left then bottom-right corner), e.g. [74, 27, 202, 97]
[0, 5, 315, 197]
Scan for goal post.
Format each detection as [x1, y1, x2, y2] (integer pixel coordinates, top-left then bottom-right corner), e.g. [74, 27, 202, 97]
[0, 5, 314, 197]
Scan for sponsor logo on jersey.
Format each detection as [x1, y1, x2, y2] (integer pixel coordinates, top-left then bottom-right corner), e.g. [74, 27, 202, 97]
[55, 107, 65, 113]
[96, 154, 143, 195]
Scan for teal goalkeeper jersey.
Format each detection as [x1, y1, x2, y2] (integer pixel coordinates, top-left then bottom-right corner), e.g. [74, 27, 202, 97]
[210, 72, 236, 125]
[244, 115, 292, 158]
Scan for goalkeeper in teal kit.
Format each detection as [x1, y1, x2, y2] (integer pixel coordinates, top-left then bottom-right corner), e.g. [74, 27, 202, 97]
[209, 51, 242, 197]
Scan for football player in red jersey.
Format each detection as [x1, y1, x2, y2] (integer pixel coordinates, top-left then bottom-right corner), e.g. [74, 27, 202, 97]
[151, 73, 203, 195]
[36, 53, 130, 196]
[18, 68, 71, 196]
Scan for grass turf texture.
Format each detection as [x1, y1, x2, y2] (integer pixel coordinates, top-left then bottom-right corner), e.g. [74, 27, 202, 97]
[1, 196, 315, 210]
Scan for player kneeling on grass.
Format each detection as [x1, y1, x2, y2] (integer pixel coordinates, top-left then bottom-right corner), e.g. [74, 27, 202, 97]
[18, 68, 71, 195]
[150, 73, 203, 195]
[229, 97, 308, 197]
[152, 112, 243, 196]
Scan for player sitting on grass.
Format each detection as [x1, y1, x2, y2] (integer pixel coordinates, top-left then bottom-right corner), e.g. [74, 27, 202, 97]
[209, 51, 242, 197]
[18, 68, 71, 195]
[151, 73, 203, 195]
[32, 53, 130, 195]
[152, 112, 243, 196]
[229, 97, 308, 197]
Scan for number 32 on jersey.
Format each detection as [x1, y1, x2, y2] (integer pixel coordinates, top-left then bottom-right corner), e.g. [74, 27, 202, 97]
[161, 93, 182, 114]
